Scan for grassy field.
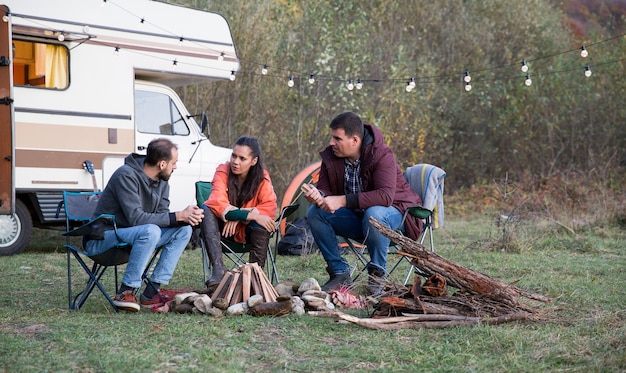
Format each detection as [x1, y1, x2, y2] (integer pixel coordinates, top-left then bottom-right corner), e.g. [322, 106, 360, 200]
[0, 215, 624, 372]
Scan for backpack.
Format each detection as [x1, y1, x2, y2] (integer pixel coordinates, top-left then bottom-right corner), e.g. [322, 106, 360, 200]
[277, 217, 318, 256]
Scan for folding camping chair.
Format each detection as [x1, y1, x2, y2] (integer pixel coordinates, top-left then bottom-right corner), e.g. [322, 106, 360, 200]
[338, 164, 446, 285]
[388, 163, 446, 284]
[60, 191, 161, 312]
[195, 181, 299, 284]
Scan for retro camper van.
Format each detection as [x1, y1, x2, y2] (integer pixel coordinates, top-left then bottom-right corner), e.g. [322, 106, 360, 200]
[0, 0, 239, 255]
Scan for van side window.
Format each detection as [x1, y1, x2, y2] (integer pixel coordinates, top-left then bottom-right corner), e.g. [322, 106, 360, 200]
[135, 90, 190, 136]
[13, 40, 69, 89]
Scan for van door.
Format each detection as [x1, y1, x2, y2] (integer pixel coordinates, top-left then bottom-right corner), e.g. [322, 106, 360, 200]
[0, 5, 14, 215]
[134, 82, 203, 210]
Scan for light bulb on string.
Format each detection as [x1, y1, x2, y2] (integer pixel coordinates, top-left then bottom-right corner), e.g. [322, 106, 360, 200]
[113, 46, 120, 56]
[525, 74, 532, 86]
[101, 0, 107, 6]
[179, 37, 184, 46]
[347, 79, 354, 91]
[139, 18, 145, 27]
[356, 78, 363, 90]
[308, 74, 315, 84]
[408, 77, 416, 89]
[218, 52, 224, 62]
[57, 32, 65, 41]
[464, 70, 471, 83]
[287, 76, 294, 88]
[521, 60, 528, 73]
[172, 59, 178, 71]
[261, 65, 268, 75]
[406, 82, 413, 93]
[464, 81, 472, 92]
[580, 45, 588, 58]
[229, 70, 236, 81]
[585, 65, 592, 77]
[2, 13, 9, 23]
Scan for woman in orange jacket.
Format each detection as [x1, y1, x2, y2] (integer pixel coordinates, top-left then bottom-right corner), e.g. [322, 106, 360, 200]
[200, 136, 277, 288]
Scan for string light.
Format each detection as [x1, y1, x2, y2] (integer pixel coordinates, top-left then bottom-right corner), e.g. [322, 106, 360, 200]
[405, 81, 413, 92]
[114, 46, 120, 56]
[229, 70, 236, 81]
[172, 59, 178, 70]
[347, 79, 354, 91]
[287, 76, 294, 87]
[521, 60, 528, 72]
[464, 70, 471, 83]
[261, 64, 268, 75]
[179, 37, 184, 46]
[101, 0, 107, 6]
[139, 18, 145, 26]
[218, 52, 224, 62]
[408, 77, 416, 89]
[585, 65, 592, 77]
[57, 32, 65, 41]
[356, 78, 363, 90]
[2, 13, 9, 23]
[580, 45, 588, 58]
[464, 81, 472, 92]
[525, 74, 532, 86]
[308, 73, 315, 84]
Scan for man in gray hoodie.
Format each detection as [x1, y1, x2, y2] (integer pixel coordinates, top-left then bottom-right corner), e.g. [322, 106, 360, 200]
[86, 138, 204, 312]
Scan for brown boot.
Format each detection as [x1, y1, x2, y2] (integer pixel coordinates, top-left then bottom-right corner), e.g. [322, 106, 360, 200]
[247, 227, 270, 268]
[200, 212, 226, 288]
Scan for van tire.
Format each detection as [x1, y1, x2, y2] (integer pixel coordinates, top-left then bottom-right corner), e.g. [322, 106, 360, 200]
[0, 199, 32, 256]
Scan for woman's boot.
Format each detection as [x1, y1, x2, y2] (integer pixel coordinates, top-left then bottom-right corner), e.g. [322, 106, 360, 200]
[247, 227, 270, 268]
[200, 212, 226, 288]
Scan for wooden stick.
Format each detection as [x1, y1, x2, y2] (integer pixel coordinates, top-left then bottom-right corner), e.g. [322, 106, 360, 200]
[242, 265, 251, 302]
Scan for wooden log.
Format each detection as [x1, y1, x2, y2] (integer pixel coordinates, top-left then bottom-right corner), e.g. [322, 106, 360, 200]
[370, 217, 550, 308]
[242, 265, 251, 302]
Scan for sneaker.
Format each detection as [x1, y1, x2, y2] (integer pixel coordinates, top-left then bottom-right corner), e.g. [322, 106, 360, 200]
[140, 291, 169, 308]
[321, 272, 353, 292]
[112, 290, 140, 312]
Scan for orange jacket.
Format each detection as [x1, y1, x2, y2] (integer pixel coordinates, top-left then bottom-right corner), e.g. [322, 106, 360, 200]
[205, 163, 277, 243]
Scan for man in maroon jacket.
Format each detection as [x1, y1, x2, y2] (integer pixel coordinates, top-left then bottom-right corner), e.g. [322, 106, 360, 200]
[303, 111, 422, 294]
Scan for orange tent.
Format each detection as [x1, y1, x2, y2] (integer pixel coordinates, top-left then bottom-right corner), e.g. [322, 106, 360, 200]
[279, 161, 321, 235]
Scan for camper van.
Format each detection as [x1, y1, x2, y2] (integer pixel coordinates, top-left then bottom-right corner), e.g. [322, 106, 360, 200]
[0, 0, 239, 255]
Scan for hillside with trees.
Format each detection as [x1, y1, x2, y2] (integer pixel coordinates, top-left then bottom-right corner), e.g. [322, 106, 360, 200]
[166, 0, 625, 221]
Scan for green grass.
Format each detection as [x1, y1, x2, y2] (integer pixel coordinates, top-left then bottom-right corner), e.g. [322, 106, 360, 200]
[1, 216, 624, 372]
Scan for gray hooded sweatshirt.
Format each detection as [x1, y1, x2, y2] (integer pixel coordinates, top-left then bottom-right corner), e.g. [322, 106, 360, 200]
[92, 153, 178, 228]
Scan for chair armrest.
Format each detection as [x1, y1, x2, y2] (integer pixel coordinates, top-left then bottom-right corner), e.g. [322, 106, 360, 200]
[407, 206, 432, 220]
[62, 214, 116, 237]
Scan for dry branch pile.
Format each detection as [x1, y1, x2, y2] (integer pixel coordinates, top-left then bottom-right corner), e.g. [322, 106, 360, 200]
[309, 218, 551, 329]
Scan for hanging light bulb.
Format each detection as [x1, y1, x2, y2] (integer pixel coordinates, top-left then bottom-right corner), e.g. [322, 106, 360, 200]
[83, 25, 91, 34]
[57, 32, 65, 41]
[525, 74, 532, 86]
[139, 18, 145, 27]
[229, 70, 236, 81]
[585, 65, 592, 77]
[2, 13, 9, 23]
[408, 77, 416, 89]
[261, 64, 268, 75]
[179, 37, 184, 46]
[356, 78, 363, 90]
[521, 60, 528, 73]
[464, 82, 472, 92]
[580, 45, 588, 58]
[308, 74, 315, 84]
[464, 70, 471, 83]
[113, 46, 120, 56]
[347, 79, 354, 91]
[172, 59, 178, 70]
[101, 0, 107, 6]
[218, 52, 224, 62]
[287, 76, 294, 87]
[406, 82, 413, 93]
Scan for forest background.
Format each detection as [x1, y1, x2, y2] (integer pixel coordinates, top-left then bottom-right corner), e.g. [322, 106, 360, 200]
[168, 0, 625, 225]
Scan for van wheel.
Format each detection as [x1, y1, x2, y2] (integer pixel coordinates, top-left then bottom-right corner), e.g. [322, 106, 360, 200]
[0, 200, 32, 256]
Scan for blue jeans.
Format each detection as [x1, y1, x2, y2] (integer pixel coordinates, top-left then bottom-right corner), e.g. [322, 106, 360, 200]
[86, 224, 192, 289]
[306, 205, 403, 275]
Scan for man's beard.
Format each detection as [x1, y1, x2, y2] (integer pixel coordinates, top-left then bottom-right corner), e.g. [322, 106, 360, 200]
[158, 169, 172, 181]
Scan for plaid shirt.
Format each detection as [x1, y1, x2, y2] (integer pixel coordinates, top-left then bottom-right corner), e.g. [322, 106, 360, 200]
[344, 158, 362, 195]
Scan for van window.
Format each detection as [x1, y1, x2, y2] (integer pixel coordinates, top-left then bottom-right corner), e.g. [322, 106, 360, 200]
[135, 90, 190, 136]
[12, 40, 68, 89]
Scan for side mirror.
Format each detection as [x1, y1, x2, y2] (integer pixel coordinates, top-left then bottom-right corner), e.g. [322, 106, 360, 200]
[200, 112, 209, 138]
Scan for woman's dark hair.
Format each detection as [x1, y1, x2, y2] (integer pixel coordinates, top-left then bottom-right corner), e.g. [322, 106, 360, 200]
[228, 136, 266, 206]
[145, 138, 177, 166]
